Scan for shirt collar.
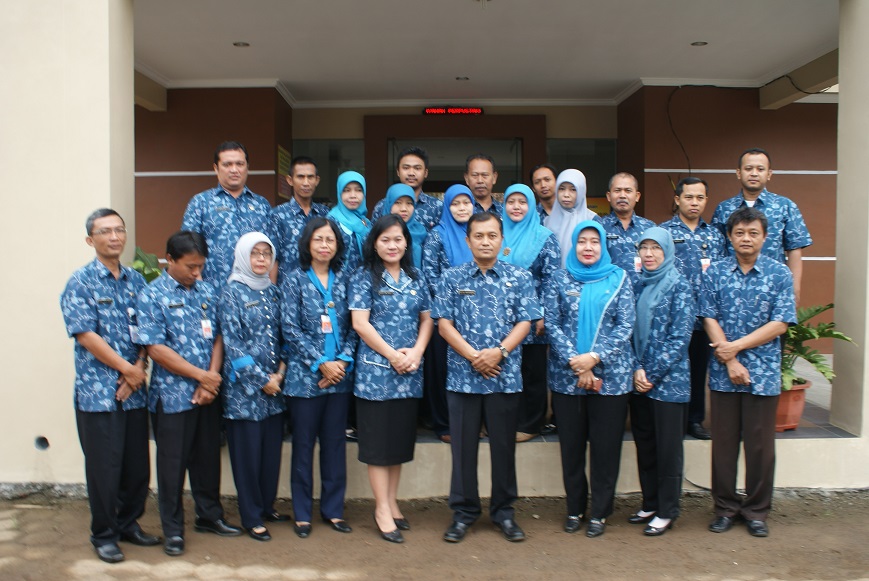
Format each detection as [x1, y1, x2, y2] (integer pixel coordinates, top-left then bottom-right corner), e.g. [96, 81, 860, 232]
[469, 260, 502, 278]
[381, 268, 412, 291]
[740, 189, 769, 207]
[214, 184, 252, 198]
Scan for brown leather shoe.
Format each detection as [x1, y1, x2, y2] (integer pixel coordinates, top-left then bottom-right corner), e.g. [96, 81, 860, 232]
[515, 432, 538, 443]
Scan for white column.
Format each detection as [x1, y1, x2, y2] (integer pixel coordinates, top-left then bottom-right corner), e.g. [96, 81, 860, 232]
[0, 1, 135, 483]
[832, 0, 869, 435]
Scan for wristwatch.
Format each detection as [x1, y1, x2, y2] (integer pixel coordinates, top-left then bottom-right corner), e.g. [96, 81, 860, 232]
[498, 345, 509, 360]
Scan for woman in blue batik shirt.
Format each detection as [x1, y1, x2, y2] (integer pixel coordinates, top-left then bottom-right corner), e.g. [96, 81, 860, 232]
[384, 183, 427, 269]
[218, 232, 287, 542]
[280, 217, 358, 538]
[500, 184, 561, 442]
[545, 169, 599, 267]
[327, 171, 370, 273]
[544, 220, 635, 538]
[350, 214, 433, 544]
[421, 184, 474, 442]
[628, 227, 695, 536]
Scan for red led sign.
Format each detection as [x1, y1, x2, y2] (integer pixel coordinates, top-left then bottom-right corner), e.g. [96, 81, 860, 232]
[423, 107, 484, 115]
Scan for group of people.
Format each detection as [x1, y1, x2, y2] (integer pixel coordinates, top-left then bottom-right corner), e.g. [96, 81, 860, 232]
[61, 142, 811, 564]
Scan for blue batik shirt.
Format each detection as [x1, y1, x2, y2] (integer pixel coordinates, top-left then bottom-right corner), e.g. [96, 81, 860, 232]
[659, 215, 727, 330]
[60, 259, 148, 412]
[181, 185, 273, 287]
[473, 198, 504, 217]
[699, 255, 796, 396]
[270, 198, 330, 283]
[349, 268, 430, 401]
[332, 221, 364, 273]
[543, 269, 635, 396]
[431, 261, 542, 395]
[279, 268, 357, 398]
[136, 273, 220, 414]
[536, 204, 550, 225]
[421, 229, 454, 301]
[633, 276, 695, 403]
[218, 282, 286, 421]
[710, 189, 812, 263]
[371, 191, 444, 231]
[600, 212, 656, 291]
[522, 233, 561, 346]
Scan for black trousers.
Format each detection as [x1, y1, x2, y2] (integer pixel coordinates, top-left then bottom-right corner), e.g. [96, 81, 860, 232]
[226, 414, 283, 529]
[76, 405, 150, 547]
[423, 332, 450, 437]
[447, 391, 519, 525]
[517, 344, 548, 434]
[552, 391, 629, 520]
[151, 401, 224, 538]
[687, 328, 710, 425]
[629, 394, 687, 519]
[710, 391, 778, 521]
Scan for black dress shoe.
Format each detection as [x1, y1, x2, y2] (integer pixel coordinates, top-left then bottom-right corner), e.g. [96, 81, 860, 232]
[247, 526, 272, 542]
[687, 422, 712, 440]
[586, 518, 606, 538]
[563, 515, 582, 533]
[746, 519, 769, 537]
[95, 543, 124, 564]
[394, 517, 410, 531]
[708, 515, 735, 533]
[627, 512, 655, 524]
[194, 517, 243, 537]
[163, 536, 185, 557]
[120, 529, 161, 546]
[294, 522, 312, 538]
[495, 519, 525, 542]
[264, 511, 291, 522]
[322, 517, 352, 533]
[540, 423, 557, 435]
[443, 521, 470, 543]
[643, 520, 673, 536]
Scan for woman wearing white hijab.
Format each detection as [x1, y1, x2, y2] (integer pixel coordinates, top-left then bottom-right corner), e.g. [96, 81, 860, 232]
[545, 169, 600, 267]
[218, 232, 287, 542]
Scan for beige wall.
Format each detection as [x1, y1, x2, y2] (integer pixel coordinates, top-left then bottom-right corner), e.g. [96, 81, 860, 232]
[292, 106, 617, 139]
[0, 0, 135, 483]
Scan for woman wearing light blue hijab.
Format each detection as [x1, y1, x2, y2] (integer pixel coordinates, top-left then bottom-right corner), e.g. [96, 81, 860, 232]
[500, 184, 561, 441]
[384, 183, 427, 269]
[628, 227, 695, 536]
[543, 220, 635, 538]
[327, 171, 370, 272]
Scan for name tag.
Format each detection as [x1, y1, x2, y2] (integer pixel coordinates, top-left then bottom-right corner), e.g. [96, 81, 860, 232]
[377, 290, 395, 295]
[606, 234, 619, 240]
[215, 206, 231, 212]
[168, 302, 184, 309]
[566, 290, 581, 297]
[673, 238, 686, 244]
[457, 289, 476, 296]
[244, 300, 260, 308]
[97, 297, 113, 305]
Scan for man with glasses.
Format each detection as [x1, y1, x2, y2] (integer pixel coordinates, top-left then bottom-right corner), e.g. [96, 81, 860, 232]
[61, 209, 160, 564]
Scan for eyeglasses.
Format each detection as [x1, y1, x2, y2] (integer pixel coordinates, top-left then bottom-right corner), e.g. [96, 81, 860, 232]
[250, 250, 274, 259]
[638, 244, 664, 253]
[311, 236, 337, 245]
[91, 227, 127, 236]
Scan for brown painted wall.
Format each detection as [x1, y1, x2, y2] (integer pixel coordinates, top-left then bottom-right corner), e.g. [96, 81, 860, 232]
[134, 87, 292, 257]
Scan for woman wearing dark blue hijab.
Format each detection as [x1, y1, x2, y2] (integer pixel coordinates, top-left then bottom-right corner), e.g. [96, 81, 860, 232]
[628, 227, 695, 536]
[543, 220, 635, 538]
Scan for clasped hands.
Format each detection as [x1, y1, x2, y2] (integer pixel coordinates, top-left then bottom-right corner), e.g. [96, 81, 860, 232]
[710, 339, 751, 386]
[390, 348, 422, 375]
[568, 353, 601, 391]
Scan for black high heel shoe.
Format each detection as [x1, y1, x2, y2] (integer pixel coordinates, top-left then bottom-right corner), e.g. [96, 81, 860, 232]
[643, 519, 674, 536]
[373, 513, 404, 543]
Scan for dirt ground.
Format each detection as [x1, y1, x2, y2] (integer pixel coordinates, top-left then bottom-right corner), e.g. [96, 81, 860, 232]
[0, 490, 867, 581]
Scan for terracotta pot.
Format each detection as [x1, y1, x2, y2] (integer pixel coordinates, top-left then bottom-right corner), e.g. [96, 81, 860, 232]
[775, 380, 812, 432]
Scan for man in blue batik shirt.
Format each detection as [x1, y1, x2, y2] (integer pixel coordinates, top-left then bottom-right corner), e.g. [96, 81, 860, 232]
[700, 207, 796, 539]
[137, 231, 242, 557]
[270, 156, 330, 283]
[711, 147, 812, 303]
[432, 212, 542, 544]
[465, 153, 504, 217]
[370, 146, 443, 230]
[182, 141, 273, 288]
[600, 172, 656, 291]
[530, 163, 558, 224]
[60, 209, 160, 564]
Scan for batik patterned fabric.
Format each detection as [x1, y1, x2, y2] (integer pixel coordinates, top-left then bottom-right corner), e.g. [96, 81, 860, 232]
[181, 185, 273, 287]
[349, 268, 430, 401]
[699, 255, 796, 396]
[521, 234, 561, 346]
[371, 191, 443, 231]
[60, 259, 147, 411]
[136, 273, 219, 413]
[431, 261, 542, 394]
[270, 198, 330, 283]
[600, 212, 656, 290]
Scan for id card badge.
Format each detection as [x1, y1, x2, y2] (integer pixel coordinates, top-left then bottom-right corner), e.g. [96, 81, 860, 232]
[201, 319, 214, 339]
[127, 307, 140, 343]
[634, 255, 642, 272]
[700, 257, 711, 273]
[320, 314, 333, 334]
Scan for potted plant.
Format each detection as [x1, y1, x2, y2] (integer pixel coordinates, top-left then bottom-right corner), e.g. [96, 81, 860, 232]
[777, 303, 855, 431]
[131, 246, 163, 283]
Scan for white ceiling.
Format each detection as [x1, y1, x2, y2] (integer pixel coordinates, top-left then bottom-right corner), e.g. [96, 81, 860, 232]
[133, 0, 840, 108]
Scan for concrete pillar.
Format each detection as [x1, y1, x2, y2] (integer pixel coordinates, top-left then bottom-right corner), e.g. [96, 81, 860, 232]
[831, 0, 869, 435]
[0, 1, 135, 483]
